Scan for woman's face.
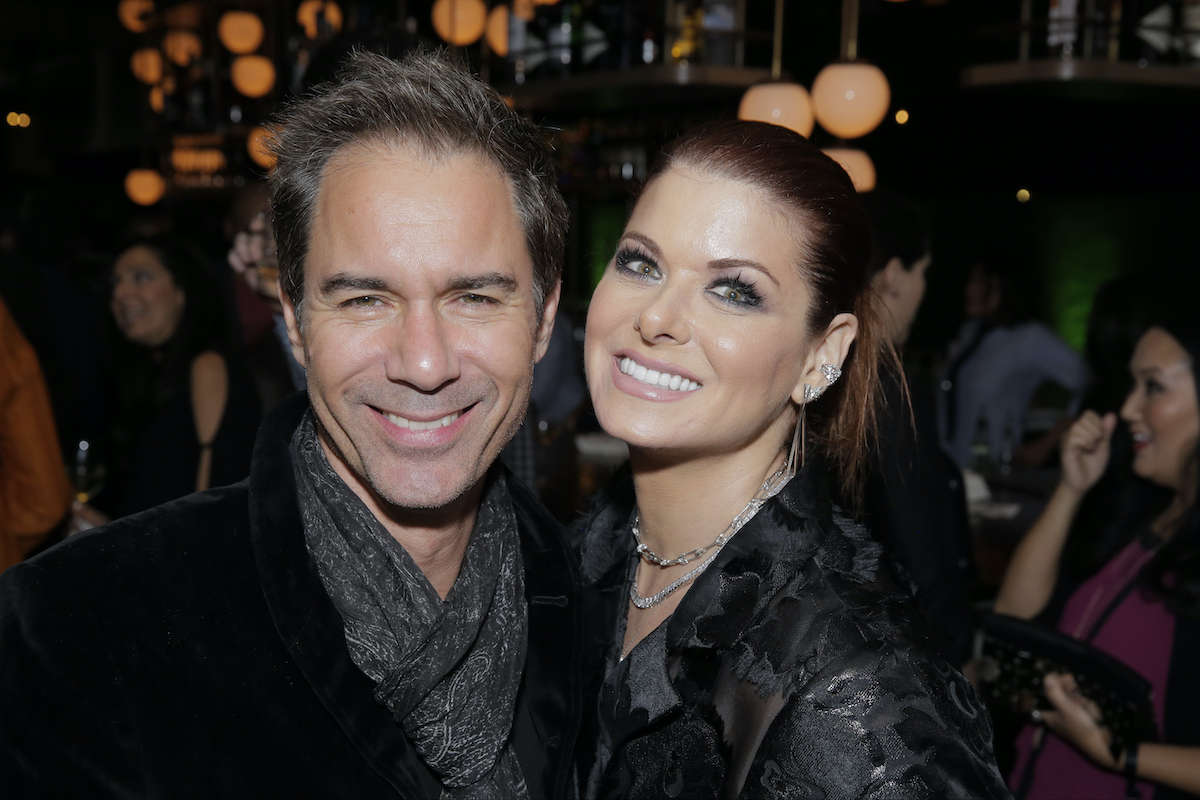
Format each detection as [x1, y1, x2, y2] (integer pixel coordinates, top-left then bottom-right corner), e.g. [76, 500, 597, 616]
[1121, 327, 1199, 493]
[585, 166, 817, 463]
[110, 245, 186, 348]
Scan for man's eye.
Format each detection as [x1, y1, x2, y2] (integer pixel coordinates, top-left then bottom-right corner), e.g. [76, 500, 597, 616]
[348, 295, 382, 307]
[461, 293, 497, 305]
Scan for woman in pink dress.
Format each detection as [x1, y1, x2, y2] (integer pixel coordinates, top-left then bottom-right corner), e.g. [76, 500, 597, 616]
[995, 318, 1200, 799]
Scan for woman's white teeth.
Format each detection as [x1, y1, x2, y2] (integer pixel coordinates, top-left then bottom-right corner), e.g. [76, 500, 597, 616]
[386, 411, 461, 430]
[1133, 432, 1151, 442]
[619, 357, 699, 391]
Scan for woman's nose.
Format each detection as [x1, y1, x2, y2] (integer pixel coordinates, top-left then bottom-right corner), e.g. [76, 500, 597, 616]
[1120, 387, 1140, 423]
[634, 286, 690, 345]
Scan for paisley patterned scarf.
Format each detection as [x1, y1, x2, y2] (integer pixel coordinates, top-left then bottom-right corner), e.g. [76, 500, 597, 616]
[290, 412, 529, 800]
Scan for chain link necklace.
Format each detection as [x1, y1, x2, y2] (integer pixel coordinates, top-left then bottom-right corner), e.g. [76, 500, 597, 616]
[629, 463, 790, 609]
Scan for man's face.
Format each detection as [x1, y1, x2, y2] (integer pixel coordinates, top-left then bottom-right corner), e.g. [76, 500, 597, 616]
[282, 143, 558, 520]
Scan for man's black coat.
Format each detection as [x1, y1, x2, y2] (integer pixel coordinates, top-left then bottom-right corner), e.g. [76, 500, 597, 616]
[0, 393, 586, 798]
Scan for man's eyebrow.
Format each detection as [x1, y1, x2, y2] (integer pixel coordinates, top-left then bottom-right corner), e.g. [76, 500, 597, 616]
[446, 272, 519, 293]
[318, 273, 389, 295]
[709, 258, 780, 287]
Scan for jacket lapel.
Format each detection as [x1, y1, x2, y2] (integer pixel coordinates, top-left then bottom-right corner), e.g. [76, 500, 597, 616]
[248, 393, 431, 797]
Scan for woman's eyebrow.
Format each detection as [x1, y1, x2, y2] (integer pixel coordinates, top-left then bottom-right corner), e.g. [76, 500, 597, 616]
[709, 257, 779, 287]
[621, 231, 663, 260]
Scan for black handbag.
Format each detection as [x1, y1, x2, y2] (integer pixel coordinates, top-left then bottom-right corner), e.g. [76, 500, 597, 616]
[977, 612, 1158, 761]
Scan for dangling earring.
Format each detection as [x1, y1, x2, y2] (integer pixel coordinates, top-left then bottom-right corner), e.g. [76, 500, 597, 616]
[787, 365, 841, 477]
[786, 390, 808, 479]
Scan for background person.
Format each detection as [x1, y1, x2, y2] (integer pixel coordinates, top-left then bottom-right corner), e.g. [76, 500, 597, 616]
[860, 188, 977, 666]
[576, 121, 1007, 798]
[0, 294, 71, 572]
[994, 316, 1200, 798]
[81, 235, 260, 523]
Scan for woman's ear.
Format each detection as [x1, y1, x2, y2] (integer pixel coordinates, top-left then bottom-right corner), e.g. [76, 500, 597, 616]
[791, 312, 859, 405]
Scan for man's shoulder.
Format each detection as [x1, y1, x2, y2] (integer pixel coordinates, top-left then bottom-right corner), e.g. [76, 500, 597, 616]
[6, 483, 256, 613]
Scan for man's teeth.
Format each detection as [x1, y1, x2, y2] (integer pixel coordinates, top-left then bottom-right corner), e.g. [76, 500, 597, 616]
[619, 357, 699, 391]
[386, 411, 461, 431]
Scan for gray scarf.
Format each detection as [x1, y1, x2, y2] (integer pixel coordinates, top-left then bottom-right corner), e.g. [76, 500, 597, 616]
[290, 413, 530, 800]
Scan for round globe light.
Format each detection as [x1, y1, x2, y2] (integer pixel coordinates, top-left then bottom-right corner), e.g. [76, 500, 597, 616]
[738, 83, 814, 139]
[219, 11, 265, 55]
[130, 48, 164, 85]
[822, 148, 876, 192]
[297, 1, 344, 39]
[247, 126, 277, 169]
[431, 0, 488, 46]
[486, 6, 510, 56]
[513, 0, 535, 21]
[118, 0, 155, 33]
[125, 169, 167, 206]
[163, 29, 202, 67]
[231, 55, 276, 98]
[811, 62, 891, 140]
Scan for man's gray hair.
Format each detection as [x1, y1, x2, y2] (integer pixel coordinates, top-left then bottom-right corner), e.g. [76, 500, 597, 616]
[268, 48, 567, 321]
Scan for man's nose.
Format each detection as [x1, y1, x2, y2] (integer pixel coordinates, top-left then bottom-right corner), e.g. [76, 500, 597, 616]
[384, 305, 461, 392]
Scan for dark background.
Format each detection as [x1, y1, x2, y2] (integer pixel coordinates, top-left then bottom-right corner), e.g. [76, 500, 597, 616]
[2, 0, 1197, 364]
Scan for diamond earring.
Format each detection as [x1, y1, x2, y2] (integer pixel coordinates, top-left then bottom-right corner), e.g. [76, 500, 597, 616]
[820, 364, 842, 387]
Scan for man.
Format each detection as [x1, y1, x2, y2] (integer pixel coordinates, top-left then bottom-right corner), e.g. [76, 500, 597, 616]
[859, 189, 977, 667]
[0, 50, 584, 799]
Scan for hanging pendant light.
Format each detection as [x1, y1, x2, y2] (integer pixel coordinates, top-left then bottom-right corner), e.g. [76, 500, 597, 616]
[738, 83, 815, 138]
[219, 11, 265, 55]
[231, 55, 276, 98]
[432, 0, 488, 46]
[822, 148, 876, 192]
[125, 169, 167, 205]
[811, 62, 890, 140]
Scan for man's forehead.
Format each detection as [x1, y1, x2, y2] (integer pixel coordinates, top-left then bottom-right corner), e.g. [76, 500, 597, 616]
[303, 138, 533, 291]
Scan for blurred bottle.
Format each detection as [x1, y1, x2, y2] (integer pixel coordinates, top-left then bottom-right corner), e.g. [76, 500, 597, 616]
[998, 412, 1015, 477]
[968, 414, 993, 475]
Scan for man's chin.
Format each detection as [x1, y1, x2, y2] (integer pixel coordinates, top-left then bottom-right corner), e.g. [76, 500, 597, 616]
[367, 466, 486, 518]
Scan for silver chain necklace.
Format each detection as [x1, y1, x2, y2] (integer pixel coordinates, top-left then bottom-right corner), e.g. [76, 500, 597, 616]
[629, 464, 790, 609]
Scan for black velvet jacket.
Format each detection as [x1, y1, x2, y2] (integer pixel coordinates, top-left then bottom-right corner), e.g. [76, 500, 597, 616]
[0, 393, 586, 799]
[576, 462, 1011, 800]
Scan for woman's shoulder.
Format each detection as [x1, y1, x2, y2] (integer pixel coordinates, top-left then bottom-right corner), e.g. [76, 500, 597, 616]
[745, 638, 1008, 799]
[571, 462, 636, 582]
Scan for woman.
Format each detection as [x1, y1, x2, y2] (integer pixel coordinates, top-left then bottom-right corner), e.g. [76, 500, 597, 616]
[576, 121, 1008, 798]
[88, 236, 260, 520]
[995, 320, 1200, 799]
